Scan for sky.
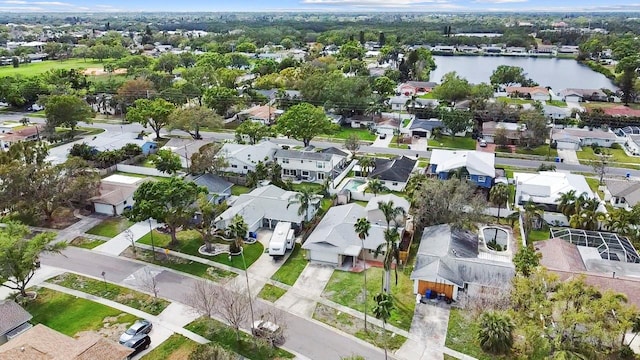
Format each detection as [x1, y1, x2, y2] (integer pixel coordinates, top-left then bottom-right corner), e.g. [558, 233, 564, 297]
[1, 0, 640, 13]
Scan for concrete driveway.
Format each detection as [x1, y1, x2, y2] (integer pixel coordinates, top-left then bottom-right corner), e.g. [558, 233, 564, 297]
[396, 302, 451, 360]
[132, 322, 173, 359]
[557, 149, 580, 165]
[412, 138, 428, 152]
[275, 263, 334, 317]
[371, 134, 393, 148]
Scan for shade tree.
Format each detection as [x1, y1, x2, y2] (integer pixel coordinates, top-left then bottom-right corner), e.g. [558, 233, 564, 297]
[126, 98, 175, 139]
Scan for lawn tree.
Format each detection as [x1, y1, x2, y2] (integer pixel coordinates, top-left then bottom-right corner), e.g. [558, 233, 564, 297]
[125, 229, 135, 254]
[44, 95, 93, 133]
[138, 268, 160, 301]
[152, 149, 182, 174]
[404, 48, 436, 81]
[276, 103, 334, 147]
[192, 193, 227, 253]
[513, 245, 541, 277]
[203, 86, 239, 117]
[287, 187, 318, 223]
[153, 52, 181, 74]
[126, 177, 206, 245]
[490, 65, 530, 87]
[0, 222, 64, 297]
[188, 279, 218, 318]
[477, 311, 515, 355]
[354, 217, 371, 332]
[372, 292, 393, 360]
[235, 120, 271, 145]
[493, 126, 509, 149]
[431, 71, 472, 104]
[489, 183, 509, 220]
[519, 110, 548, 148]
[592, 150, 611, 185]
[363, 178, 388, 197]
[440, 109, 472, 138]
[253, 306, 288, 347]
[116, 78, 155, 109]
[344, 133, 361, 153]
[189, 143, 227, 175]
[126, 98, 175, 139]
[168, 106, 222, 140]
[372, 76, 396, 97]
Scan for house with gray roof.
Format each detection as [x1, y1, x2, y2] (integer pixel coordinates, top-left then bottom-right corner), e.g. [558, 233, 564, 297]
[187, 173, 233, 205]
[410, 224, 515, 302]
[409, 119, 444, 138]
[369, 156, 417, 191]
[604, 179, 640, 210]
[0, 300, 32, 345]
[219, 141, 280, 175]
[215, 184, 319, 235]
[274, 148, 348, 183]
[303, 194, 408, 267]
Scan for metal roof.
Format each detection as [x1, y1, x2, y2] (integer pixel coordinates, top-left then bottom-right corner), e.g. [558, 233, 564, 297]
[549, 228, 640, 264]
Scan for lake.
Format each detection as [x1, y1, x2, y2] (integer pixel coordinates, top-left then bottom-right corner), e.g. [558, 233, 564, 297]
[429, 55, 617, 91]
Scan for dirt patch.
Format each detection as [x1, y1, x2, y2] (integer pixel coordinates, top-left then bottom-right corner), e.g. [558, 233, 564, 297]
[166, 345, 195, 360]
[75, 313, 132, 342]
[82, 67, 127, 76]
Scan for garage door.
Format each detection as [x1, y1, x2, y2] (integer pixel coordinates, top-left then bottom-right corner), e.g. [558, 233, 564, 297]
[412, 131, 427, 138]
[556, 141, 579, 150]
[308, 251, 338, 265]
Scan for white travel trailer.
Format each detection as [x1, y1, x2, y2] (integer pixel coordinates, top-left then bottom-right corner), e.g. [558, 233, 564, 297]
[268, 222, 295, 257]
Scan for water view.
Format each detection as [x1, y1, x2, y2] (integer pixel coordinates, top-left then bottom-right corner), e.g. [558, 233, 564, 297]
[429, 55, 617, 91]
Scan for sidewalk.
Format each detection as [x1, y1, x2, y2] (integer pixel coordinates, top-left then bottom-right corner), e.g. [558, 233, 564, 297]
[93, 220, 159, 256]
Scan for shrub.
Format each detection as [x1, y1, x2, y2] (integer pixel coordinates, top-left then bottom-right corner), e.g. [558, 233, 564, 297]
[611, 143, 622, 150]
[477, 311, 515, 355]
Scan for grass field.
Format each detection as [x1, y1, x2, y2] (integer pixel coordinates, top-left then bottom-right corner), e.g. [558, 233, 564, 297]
[515, 145, 558, 158]
[325, 127, 377, 141]
[257, 284, 287, 302]
[0, 59, 106, 77]
[497, 97, 534, 106]
[428, 136, 477, 150]
[446, 308, 507, 360]
[547, 100, 568, 107]
[322, 267, 415, 331]
[70, 236, 105, 249]
[577, 147, 640, 165]
[271, 243, 308, 286]
[231, 185, 251, 196]
[24, 287, 137, 337]
[528, 227, 550, 242]
[141, 334, 198, 360]
[86, 217, 133, 238]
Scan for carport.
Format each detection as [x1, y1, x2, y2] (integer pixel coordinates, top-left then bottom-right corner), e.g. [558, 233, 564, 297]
[340, 245, 362, 268]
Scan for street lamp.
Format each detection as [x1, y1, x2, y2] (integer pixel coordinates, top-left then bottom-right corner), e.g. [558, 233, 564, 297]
[149, 219, 156, 260]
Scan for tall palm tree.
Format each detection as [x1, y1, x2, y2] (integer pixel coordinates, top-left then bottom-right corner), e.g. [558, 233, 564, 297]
[287, 187, 317, 223]
[489, 183, 510, 221]
[375, 227, 401, 293]
[364, 178, 388, 197]
[358, 156, 375, 177]
[226, 214, 256, 332]
[605, 207, 632, 233]
[405, 173, 427, 203]
[477, 311, 515, 355]
[372, 292, 394, 360]
[354, 217, 371, 333]
[569, 198, 605, 231]
[557, 190, 578, 218]
[377, 200, 406, 230]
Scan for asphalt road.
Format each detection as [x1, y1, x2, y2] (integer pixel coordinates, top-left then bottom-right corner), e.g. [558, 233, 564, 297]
[41, 247, 387, 360]
[7, 112, 640, 177]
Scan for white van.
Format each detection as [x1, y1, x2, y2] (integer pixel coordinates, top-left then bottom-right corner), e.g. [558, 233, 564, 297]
[268, 222, 295, 257]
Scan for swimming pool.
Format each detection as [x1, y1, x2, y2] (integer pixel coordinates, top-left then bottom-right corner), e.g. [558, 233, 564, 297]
[343, 179, 366, 192]
[482, 226, 509, 252]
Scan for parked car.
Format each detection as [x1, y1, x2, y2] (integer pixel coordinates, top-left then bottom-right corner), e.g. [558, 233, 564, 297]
[252, 319, 285, 347]
[119, 319, 152, 344]
[379, 133, 387, 139]
[479, 139, 487, 147]
[122, 334, 151, 359]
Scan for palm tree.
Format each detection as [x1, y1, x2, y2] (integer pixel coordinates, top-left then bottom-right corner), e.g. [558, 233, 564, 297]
[225, 214, 256, 333]
[477, 311, 515, 355]
[377, 200, 406, 231]
[354, 217, 371, 333]
[557, 190, 578, 218]
[405, 173, 427, 202]
[605, 208, 632, 233]
[522, 201, 544, 242]
[489, 183, 509, 221]
[375, 227, 401, 293]
[287, 187, 317, 224]
[364, 178, 388, 197]
[372, 292, 394, 360]
[358, 156, 375, 177]
[569, 198, 605, 231]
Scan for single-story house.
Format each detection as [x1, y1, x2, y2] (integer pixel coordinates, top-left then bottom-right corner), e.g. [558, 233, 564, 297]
[625, 135, 640, 156]
[187, 173, 233, 205]
[429, 150, 495, 188]
[537, 235, 640, 308]
[365, 194, 411, 227]
[215, 184, 320, 235]
[411, 224, 515, 301]
[559, 88, 608, 102]
[219, 141, 280, 175]
[543, 104, 571, 121]
[505, 86, 549, 101]
[390, 96, 410, 112]
[369, 156, 417, 191]
[302, 195, 408, 266]
[397, 81, 438, 96]
[274, 148, 348, 183]
[409, 119, 444, 138]
[389, 96, 440, 112]
[374, 116, 400, 136]
[604, 179, 640, 210]
[343, 115, 376, 129]
[91, 174, 150, 216]
[551, 128, 621, 150]
[514, 171, 594, 211]
[161, 138, 210, 168]
[559, 90, 583, 103]
[0, 324, 133, 360]
[602, 105, 640, 117]
[82, 132, 158, 155]
[0, 300, 32, 345]
[237, 105, 282, 125]
[482, 121, 522, 144]
[0, 125, 43, 150]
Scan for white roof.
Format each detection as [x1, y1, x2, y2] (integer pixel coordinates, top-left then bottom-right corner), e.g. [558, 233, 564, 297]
[364, 194, 410, 213]
[102, 174, 144, 185]
[78, 132, 153, 152]
[514, 171, 594, 205]
[219, 141, 279, 167]
[430, 150, 495, 177]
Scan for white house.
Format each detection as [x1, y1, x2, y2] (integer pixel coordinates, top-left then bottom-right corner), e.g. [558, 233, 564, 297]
[514, 171, 594, 211]
[543, 105, 571, 121]
[215, 185, 320, 235]
[551, 128, 621, 150]
[604, 179, 640, 210]
[274, 148, 348, 183]
[369, 156, 417, 191]
[219, 141, 280, 175]
[91, 174, 150, 216]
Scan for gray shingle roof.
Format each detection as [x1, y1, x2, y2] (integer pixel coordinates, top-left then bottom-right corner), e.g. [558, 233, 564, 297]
[605, 179, 640, 206]
[370, 156, 416, 182]
[189, 174, 232, 194]
[0, 300, 32, 335]
[410, 119, 443, 131]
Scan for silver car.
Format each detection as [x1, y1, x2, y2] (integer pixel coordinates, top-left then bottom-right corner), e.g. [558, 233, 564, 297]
[119, 319, 153, 344]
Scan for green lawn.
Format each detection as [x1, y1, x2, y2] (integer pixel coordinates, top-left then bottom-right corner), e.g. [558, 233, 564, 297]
[137, 230, 264, 270]
[547, 100, 568, 107]
[185, 318, 293, 360]
[528, 228, 550, 242]
[497, 97, 533, 105]
[85, 217, 133, 238]
[418, 92, 436, 99]
[271, 243, 308, 286]
[257, 284, 287, 302]
[128, 247, 236, 282]
[417, 160, 429, 168]
[577, 147, 640, 165]
[446, 308, 506, 360]
[515, 145, 558, 159]
[585, 177, 605, 199]
[389, 137, 409, 149]
[141, 334, 198, 360]
[24, 287, 137, 337]
[0, 58, 106, 77]
[322, 267, 415, 331]
[428, 136, 476, 150]
[50, 273, 170, 315]
[291, 182, 324, 193]
[231, 185, 251, 196]
[402, 118, 411, 128]
[325, 127, 377, 141]
[70, 236, 105, 249]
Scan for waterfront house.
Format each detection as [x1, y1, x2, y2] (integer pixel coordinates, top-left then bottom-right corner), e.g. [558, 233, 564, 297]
[397, 81, 438, 96]
[505, 86, 549, 101]
[602, 105, 640, 117]
[559, 88, 608, 102]
[429, 150, 495, 188]
[219, 141, 280, 175]
[274, 148, 348, 183]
